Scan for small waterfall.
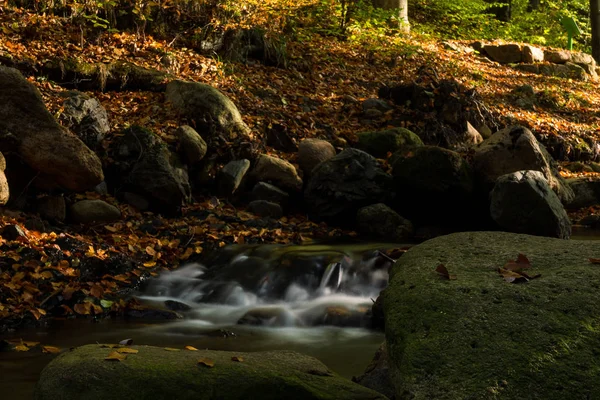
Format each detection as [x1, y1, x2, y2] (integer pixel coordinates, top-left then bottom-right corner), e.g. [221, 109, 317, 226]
[137, 244, 400, 331]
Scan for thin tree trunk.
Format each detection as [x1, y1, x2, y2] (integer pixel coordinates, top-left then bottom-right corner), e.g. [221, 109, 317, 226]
[372, 0, 410, 32]
[592, 0, 600, 63]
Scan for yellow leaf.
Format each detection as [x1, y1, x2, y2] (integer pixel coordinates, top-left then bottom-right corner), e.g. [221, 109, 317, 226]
[184, 346, 198, 351]
[146, 246, 156, 256]
[198, 358, 215, 367]
[42, 346, 61, 354]
[164, 347, 180, 351]
[104, 225, 118, 232]
[15, 344, 30, 352]
[143, 261, 156, 267]
[117, 348, 139, 354]
[105, 351, 127, 361]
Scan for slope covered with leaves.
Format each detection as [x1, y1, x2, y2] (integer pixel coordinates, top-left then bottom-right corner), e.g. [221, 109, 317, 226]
[0, 0, 599, 329]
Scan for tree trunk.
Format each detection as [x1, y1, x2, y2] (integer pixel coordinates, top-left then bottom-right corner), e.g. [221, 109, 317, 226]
[592, 0, 600, 63]
[372, 0, 410, 32]
[485, 0, 512, 22]
[527, 0, 540, 12]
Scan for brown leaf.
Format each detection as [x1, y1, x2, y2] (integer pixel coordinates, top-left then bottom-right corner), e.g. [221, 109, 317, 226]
[105, 351, 127, 361]
[231, 356, 244, 362]
[42, 346, 61, 354]
[14, 344, 30, 352]
[198, 358, 215, 367]
[435, 264, 457, 280]
[589, 258, 600, 264]
[498, 268, 530, 283]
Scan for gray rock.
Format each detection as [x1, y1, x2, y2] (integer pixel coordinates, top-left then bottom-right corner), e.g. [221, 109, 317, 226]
[252, 182, 289, 205]
[544, 49, 570, 64]
[110, 126, 191, 213]
[252, 154, 302, 192]
[70, 199, 121, 224]
[565, 177, 600, 209]
[218, 159, 250, 196]
[60, 91, 110, 149]
[353, 342, 395, 400]
[473, 125, 574, 204]
[571, 51, 596, 68]
[356, 203, 413, 242]
[392, 146, 474, 226]
[305, 148, 393, 224]
[513, 63, 540, 74]
[0, 66, 103, 191]
[356, 128, 422, 158]
[35, 344, 386, 400]
[37, 196, 66, 222]
[0, 152, 7, 205]
[297, 139, 336, 177]
[166, 80, 250, 141]
[521, 44, 544, 63]
[490, 170, 571, 239]
[176, 125, 207, 165]
[248, 200, 283, 219]
[483, 44, 522, 63]
[539, 63, 588, 81]
[383, 231, 600, 399]
[362, 98, 393, 113]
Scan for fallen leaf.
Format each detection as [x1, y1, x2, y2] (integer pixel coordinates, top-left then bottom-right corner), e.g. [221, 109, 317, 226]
[184, 346, 198, 351]
[589, 258, 600, 264]
[105, 351, 127, 361]
[231, 356, 243, 362]
[14, 344, 30, 352]
[435, 264, 457, 280]
[117, 348, 138, 354]
[42, 346, 61, 354]
[198, 357, 215, 367]
[164, 347, 180, 351]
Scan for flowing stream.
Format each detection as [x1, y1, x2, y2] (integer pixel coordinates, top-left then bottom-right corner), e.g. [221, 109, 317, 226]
[0, 242, 402, 399]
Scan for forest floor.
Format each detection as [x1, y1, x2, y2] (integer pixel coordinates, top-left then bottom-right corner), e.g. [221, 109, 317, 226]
[1, 0, 600, 330]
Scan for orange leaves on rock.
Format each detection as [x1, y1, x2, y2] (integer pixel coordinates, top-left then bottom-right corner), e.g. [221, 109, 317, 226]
[498, 253, 541, 283]
[105, 351, 127, 361]
[73, 301, 103, 315]
[435, 264, 457, 280]
[198, 358, 215, 368]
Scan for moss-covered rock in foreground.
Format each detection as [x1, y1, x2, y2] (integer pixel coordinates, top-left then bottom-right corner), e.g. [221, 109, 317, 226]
[383, 231, 600, 399]
[35, 345, 387, 400]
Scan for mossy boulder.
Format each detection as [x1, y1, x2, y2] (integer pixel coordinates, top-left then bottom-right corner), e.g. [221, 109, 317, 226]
[35, 345, 387, 400]
[357, 128, 423, 159]
[383, 231, 600, 399]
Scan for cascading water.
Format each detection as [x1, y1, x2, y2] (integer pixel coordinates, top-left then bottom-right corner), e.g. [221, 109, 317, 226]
[136, 244, 398, 332]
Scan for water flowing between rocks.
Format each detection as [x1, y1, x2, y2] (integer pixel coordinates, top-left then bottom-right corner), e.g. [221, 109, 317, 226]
[1, 242, 404, 399]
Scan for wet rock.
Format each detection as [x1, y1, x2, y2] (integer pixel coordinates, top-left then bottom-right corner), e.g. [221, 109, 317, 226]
[37, 195, 66, 222]
[490, 170, 571, 239]
[252, 154, 302, 192]
[353, 342, 395, 400]
[164, 300, 192, 312]
[248, 200, 283, 219]
[60, 91, 110, 150]
[237, 307, 297, 326]
[356, 203, 413, 242]
[0, 152, 8, 205]
[176, 125, 207, 165]
[252, 182, 289, 206]
[35, 344, 385, 400]
[218, 159, 250, 196]
[70, 199, 121, 224]
[356, 128, 422, 158]
[124, 307, 182, 320]
[564, 178, 600, 209]
[297, 138, 336, 177]
[383, 231, 600, 399]
[392, 146, 475, 227]
[473, 125, 574, 204]
[0, 66, 103, 191]
[0, 224, 27, 241]
[318, 305, 371, 328]
[304, 148, 393, 225]
[166, 80, 250, 141]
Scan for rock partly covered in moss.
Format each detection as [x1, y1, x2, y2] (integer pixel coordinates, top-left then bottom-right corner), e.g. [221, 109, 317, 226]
[383, 231, 600, 399]
[35, 345, 387, 400]
[356, 128, 423, 158]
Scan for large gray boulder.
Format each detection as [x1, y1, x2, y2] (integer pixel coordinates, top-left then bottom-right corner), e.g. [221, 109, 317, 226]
[483, 44, 522, 63]
[383, 231, 600, 400]
[35, 345, 386, 400]
[109, 126, 191, 213]
[60, 90, 110, 150]
[70, 199, 121, 224]
[0, 66, 103, 191]
[252, 154, 302, 192]
[564, 177, 600, 209]
[297, 138, 336, 177]
[305, 148, 393, 224]
[490, 170, 571, 239]
[166, 80, 250, 141]
[473, 126, 574, 204]
[356, 203, 413, 242]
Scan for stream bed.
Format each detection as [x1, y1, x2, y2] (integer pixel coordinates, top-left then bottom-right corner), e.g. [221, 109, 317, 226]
[0, 242, 401, 399]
